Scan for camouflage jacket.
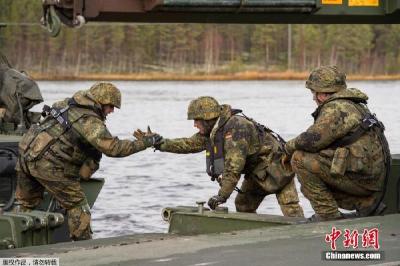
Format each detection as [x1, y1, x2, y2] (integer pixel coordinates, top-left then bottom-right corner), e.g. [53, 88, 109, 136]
[18, 90, 147, 179]
[285, 88, 387, 190]
[0, 63, 43, 131]
[159, 105, 293, 199]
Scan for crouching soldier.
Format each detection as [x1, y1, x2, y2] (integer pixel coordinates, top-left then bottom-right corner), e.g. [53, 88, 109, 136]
[147, 96, 304, 217]
[285, 66, 391, 221]
[15, 82, 161, 240]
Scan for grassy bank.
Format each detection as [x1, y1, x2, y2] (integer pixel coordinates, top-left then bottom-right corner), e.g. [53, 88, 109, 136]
[30, 71, 400, 81]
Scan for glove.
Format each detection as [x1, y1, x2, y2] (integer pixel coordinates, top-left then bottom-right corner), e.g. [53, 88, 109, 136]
[133, 129, 146, 140]
[133, 126, 153, 140]
[207, 195, 226, 210]
[142, 134, 163, 148]
[134, 126, 163, 148]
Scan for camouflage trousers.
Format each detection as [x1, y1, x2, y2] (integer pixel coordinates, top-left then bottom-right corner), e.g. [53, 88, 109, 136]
[235, 178, 304, 217]
[291, 150, 378, 219]
[15, 158, 92, 241]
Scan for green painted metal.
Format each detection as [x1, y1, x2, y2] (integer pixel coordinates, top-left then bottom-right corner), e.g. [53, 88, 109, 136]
[0, 178, 104, 249]
[38, 178, 105, 211]
[387, 0, 400, 13]
[14, 211, 64, 246]
[162, 0, 315, 7]
[168, 209, 305, 235]
[167, 154, 400, 235]
[0, 211, 64, 249]
[0, 213, 35, 248]
[162, 206, 202, 221]
[81, 178, 105, 208]
[156, 0, 395, 16]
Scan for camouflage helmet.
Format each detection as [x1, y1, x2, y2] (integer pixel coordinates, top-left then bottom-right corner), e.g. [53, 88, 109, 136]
[187, 96, 220, 120]
[88, 82, 121, 108]
[306, 65, 347, 93]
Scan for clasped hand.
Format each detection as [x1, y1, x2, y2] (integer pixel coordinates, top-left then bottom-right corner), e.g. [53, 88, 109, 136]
[133, 126, 163, 148]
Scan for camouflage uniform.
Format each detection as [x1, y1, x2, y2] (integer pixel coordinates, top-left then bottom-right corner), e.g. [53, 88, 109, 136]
[159, 97, 304, 217]
[15, 82, 152, 240]
[0, 52, 43, 133]
[285, 66, 390, 220]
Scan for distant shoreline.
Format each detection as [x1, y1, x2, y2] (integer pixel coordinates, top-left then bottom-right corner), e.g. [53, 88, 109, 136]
[31, 71, 400, 81]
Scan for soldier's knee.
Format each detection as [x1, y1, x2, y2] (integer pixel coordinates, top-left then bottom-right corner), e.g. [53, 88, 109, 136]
[235, 195, 248, 212]
[235, 204, 256, 213]
[67, 202, 92, 241]
[235, 194, 256, 213]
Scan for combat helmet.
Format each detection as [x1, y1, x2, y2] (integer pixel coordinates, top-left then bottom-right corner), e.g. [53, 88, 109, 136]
[88, 82, 121, 108]
[187, 96, 220, 120]
[306, 65, 347, 93]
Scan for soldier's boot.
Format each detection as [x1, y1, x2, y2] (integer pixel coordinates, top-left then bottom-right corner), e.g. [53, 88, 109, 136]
[67, 202, 92, 241]
[307, 213, 345, 223]
[276, 179, 304, 217]
[336, 193, 383, 217]
[291, 151, 342, 220]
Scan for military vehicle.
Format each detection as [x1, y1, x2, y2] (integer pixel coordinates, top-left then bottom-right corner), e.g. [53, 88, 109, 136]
[0, 1, 399, 265]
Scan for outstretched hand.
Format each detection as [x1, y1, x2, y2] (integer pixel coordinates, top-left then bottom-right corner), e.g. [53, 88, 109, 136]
[133, 126, 163, 148]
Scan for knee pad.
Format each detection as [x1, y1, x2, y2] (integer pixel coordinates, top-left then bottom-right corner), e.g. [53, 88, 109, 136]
[234, 193, 260, 213]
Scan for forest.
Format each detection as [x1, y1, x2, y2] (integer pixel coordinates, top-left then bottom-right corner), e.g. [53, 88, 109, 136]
[1, 1, 400, 77]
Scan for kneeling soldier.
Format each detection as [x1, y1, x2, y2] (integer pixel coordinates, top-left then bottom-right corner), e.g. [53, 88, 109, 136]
[285, 66, 391, 221]
[151, 96, 304, 217]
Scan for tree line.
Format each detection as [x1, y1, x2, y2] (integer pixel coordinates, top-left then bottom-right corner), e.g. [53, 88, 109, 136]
[1, 0, 400, 76]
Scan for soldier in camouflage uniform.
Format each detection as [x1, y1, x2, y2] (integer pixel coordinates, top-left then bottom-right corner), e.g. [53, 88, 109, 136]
[285, 66, 390, 221]
[152, 96, 304, 216]
[15, 82, 161, 240]
[0, 52, 43, 133]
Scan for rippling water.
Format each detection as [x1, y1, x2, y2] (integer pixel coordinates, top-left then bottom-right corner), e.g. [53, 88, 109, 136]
[34, 80, 400, 238]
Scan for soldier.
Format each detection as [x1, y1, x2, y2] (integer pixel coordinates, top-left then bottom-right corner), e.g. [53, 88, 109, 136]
[0, 52, 43, 134]
[147, 96, 304, 217]
[15, 82, 161, 240]
[285, 65, 391, 221]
